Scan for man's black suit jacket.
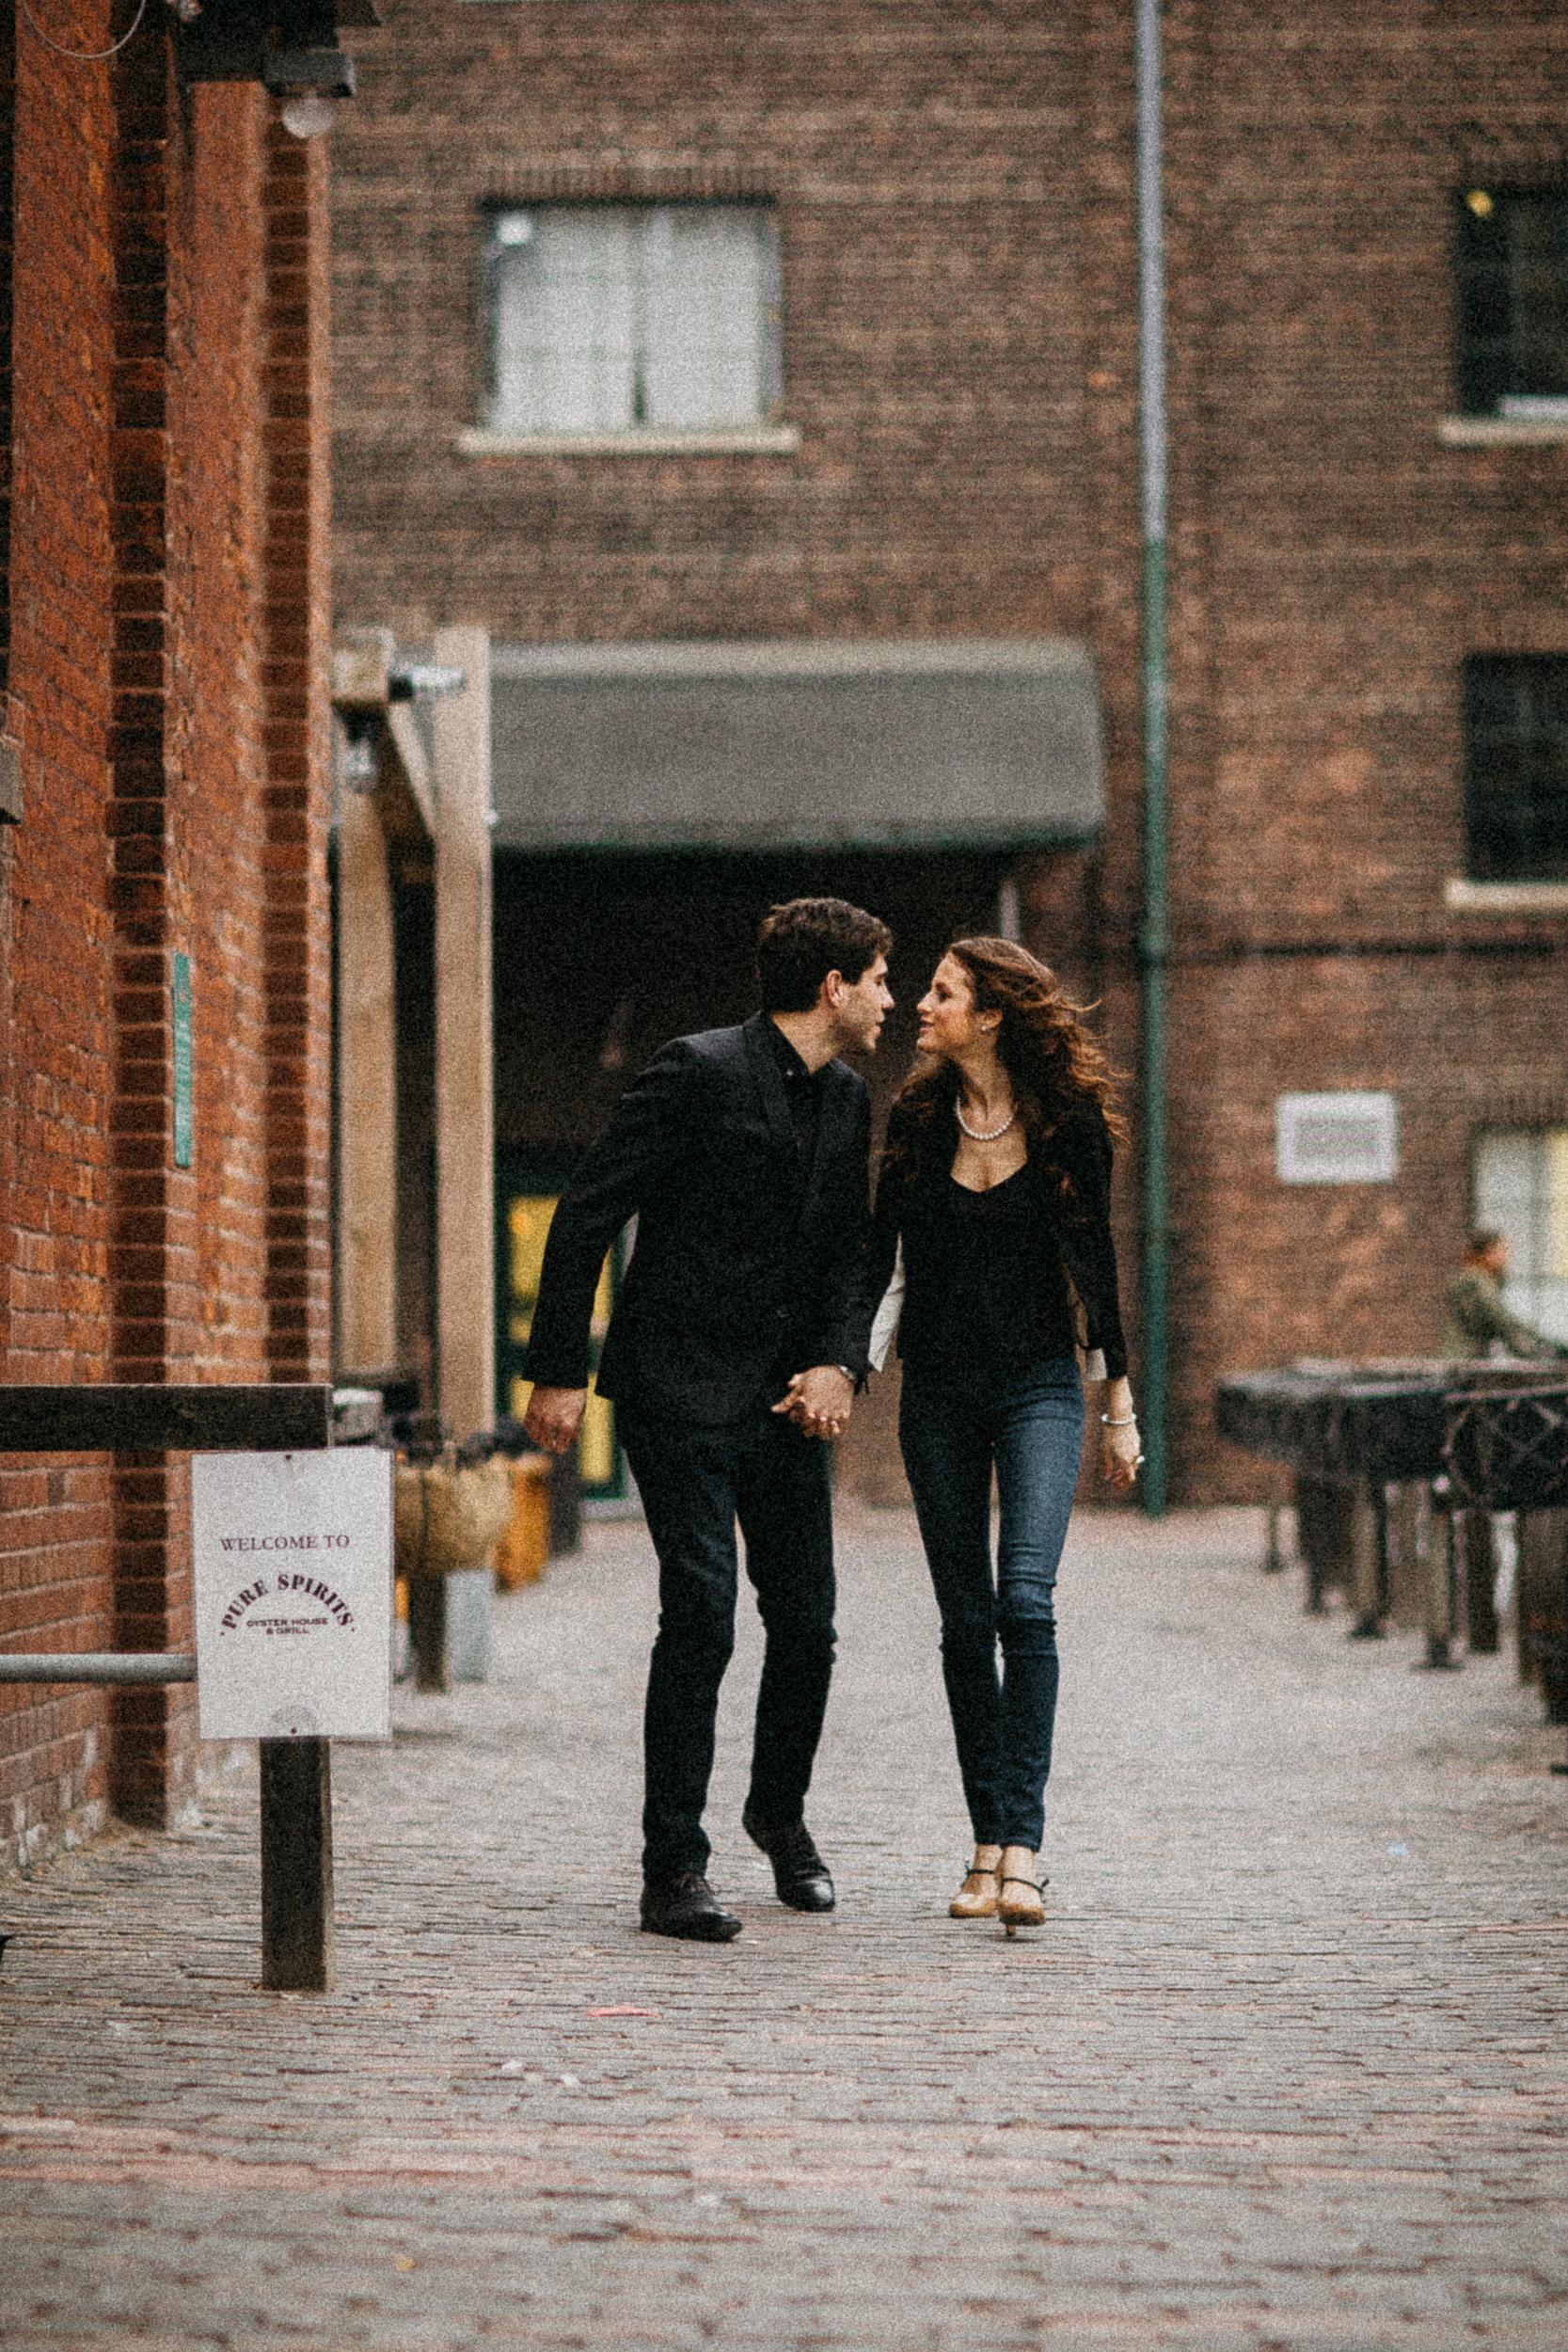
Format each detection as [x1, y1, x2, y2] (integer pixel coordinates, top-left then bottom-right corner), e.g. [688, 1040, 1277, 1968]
[523, 1011, 873, 1426]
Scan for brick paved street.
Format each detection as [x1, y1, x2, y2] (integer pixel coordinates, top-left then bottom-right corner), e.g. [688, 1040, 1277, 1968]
[2, 1504, 1566, 2350]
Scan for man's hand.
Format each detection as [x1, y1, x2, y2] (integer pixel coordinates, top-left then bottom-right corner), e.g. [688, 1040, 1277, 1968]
[523, 1386, 588, 1456]
[772, 1364, 854, 1441]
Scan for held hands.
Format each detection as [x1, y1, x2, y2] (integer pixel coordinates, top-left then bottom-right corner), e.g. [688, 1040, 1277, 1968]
[523, 1385, 588, 1456]
[772, 1364, 855, 1442]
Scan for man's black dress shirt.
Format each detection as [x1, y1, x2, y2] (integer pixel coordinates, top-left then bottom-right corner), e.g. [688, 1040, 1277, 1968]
[764, 1015, 829, 1165]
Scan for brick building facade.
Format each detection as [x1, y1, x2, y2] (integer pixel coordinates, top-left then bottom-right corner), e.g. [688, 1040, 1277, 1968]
[330, 1, 1568, 1502]
[0, 8, 335, 1871]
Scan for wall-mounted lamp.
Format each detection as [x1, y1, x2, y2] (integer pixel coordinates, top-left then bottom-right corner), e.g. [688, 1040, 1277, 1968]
[264, 42, 356, 139]
[176, 1, 380, 140]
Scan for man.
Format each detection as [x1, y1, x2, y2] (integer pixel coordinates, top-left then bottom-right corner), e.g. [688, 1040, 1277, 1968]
[523, 898, 895, 1942]
[1439, 1230, 1564, 1360]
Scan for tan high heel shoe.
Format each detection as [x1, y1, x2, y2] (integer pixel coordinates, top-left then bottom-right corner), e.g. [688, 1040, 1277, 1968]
[949, 1844, 1002, 1917]
[998, 1845, 1047, 1934]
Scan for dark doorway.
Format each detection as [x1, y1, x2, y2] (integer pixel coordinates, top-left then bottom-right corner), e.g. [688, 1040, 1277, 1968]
[493, 848, 1017, 1155]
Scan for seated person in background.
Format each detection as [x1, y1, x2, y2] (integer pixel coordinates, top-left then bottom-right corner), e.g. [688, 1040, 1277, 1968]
[1439, 1230, 1565, 1360]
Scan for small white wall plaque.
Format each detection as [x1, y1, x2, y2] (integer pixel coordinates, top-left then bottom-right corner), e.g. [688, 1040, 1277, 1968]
[1275, 1092, 1400, 1185]
[193, 1450, 393, 1741]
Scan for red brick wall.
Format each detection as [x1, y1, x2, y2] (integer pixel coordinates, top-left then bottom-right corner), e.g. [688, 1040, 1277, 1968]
[1, 0, 119, 1866]
[1, 17, 335, 1869]
[0, 0, 13, 746]
[1148, 3, 1568, 1494]
[331, 1, 1568, 1504]
[1174, 955, 1568, 1501]
[333, 0, 1099, 647]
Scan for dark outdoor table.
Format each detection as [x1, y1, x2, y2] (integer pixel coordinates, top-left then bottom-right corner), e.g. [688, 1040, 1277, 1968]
[1216, 1360, 1568, 1661]
[1217, 1359, 1568, 1495]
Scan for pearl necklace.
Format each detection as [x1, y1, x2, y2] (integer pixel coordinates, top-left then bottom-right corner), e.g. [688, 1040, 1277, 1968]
[956, 1101, 1017, 1143]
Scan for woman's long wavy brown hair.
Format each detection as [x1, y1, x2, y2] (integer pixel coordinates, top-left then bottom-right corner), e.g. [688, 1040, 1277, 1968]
[883, 937, 1127, 1201]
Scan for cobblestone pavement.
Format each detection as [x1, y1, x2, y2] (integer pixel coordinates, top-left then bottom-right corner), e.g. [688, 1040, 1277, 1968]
[1, 1503, 1566, 2351]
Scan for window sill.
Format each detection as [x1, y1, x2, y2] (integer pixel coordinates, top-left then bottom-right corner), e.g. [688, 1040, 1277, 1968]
[1437, 415, 1568, 446]
[1445, 878, 1568, 913]
[455, 424, 802, 458]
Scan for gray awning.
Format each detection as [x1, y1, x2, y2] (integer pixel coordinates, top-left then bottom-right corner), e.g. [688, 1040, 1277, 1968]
[489, 637, 1103, 853]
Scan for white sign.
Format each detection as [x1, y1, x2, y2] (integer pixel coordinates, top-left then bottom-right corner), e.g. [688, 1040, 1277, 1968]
[1275, 1091, 1400, 1185]
[193, 1451, 393, 1741]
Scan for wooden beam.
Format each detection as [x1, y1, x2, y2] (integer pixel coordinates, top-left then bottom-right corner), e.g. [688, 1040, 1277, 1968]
[331, 626, 394, 714]
[433, 627, 495, 1440]
[0, 1384, 335, 1454]
[335, 791, 399, 1372]
[260, 1737, 335, 1992]
[385, 703, 435, 840]
[0, 1654, 195, 1684]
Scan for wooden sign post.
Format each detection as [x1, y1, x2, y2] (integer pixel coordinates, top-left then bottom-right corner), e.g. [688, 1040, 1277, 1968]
[0, 1385, 388, 1994]
[193, 1448, 393, 1992]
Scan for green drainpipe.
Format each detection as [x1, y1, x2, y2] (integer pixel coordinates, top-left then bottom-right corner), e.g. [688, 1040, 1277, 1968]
[1134, 0, 1171, 1517]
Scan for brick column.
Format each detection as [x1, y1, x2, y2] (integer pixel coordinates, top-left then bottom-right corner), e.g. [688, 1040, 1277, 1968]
[261, 122, 333, 1386]
[0, 0, 12, 748]
[104, 28, 192, 1824]
[0, 0, 15, 1370]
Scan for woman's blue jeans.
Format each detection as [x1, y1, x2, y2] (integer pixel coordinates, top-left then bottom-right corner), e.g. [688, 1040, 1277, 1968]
[898, 1355, 1084, 1851]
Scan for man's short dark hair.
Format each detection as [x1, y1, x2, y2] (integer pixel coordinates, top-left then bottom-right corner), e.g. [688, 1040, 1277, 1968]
[1466, 1228, 1506, 1258]
[755, 898, 893, 1013]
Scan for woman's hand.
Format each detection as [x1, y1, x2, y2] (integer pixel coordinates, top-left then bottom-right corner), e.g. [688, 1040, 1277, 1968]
[1098, 1379, 1140, 1491]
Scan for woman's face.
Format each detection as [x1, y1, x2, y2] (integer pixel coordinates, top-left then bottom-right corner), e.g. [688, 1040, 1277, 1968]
[916, 953, 989, 1061]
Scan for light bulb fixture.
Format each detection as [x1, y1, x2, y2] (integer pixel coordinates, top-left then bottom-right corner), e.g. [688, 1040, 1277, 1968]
[280, 87, 339, 137]
[264, 44, 356, 137]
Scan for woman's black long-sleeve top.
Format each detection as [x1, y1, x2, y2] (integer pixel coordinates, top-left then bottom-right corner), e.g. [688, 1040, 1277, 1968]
[860, 1093, 1131, 1381]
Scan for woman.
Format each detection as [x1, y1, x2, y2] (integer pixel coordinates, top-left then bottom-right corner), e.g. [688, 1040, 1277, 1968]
[865, 937, 1139, 1931]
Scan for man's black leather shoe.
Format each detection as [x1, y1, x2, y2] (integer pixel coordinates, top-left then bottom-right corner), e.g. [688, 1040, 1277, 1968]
[742, 1807, 836, 1912]
[640, 1870, 742, 1942]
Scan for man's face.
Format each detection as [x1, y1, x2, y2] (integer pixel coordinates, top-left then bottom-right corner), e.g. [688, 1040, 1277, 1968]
[828, 953, 894, 1055]
[1481, 1236, 1512, 1279]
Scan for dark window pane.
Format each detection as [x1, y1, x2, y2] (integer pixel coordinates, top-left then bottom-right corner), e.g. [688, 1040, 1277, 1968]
[1464, 655, 1568, 880]
[1454, 190, 1568, 414]
[1459, 275, 1511, 340]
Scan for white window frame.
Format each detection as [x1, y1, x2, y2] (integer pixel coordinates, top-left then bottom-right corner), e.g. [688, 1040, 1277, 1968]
[473, 202, 787, 454]
[1472, 1124, 1568, 1345]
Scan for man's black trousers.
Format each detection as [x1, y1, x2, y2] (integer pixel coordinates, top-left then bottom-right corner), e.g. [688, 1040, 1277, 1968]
[618, 1398, 836, 1884]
